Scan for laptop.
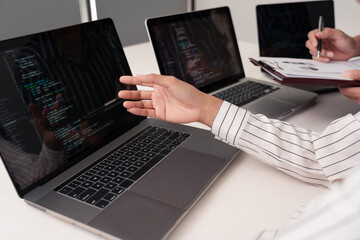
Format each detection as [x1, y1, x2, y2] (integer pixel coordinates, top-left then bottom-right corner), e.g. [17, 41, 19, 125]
[256, 0, 336, 93]
[146, 7, 318, 119]
[0, 18, 239, 240]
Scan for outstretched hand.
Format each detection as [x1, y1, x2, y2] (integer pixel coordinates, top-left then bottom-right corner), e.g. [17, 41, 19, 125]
[118, 74, 222, 127]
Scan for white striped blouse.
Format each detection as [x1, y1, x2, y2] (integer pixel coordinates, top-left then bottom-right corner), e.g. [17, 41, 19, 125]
[256, 170, 360, 240]
[211, 101, 360, 239]
[212, 101, 360, 188]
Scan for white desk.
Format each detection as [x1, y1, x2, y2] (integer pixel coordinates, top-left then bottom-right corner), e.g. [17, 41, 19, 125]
[1, 41, 360, 240]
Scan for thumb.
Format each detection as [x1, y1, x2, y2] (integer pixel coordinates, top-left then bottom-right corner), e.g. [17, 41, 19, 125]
[342, 69, 360, 81]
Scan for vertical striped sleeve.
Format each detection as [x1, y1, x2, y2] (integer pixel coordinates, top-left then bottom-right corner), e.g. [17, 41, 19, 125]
[313, 113, 360, 182]
[211, 101, 250, 145]
[211, 101, 360, 186]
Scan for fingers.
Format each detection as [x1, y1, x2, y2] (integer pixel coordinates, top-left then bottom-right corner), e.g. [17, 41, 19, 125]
[119, 74, 177, 88]
[307, 28, 336, 61]
[306, 28, 333, 48]
[120, 75, 153, 87]
[306, 29, 326, 61]
[118, 89, 153, 100]
[343, 70, 360, 81]
[307, 29, 319, 49]
[127, 107, 157, 119]
[122, 99, 156, 118]
[338, 86, 360, 105]
[311, 55, 330, 63]
[123, 100, 153, 109]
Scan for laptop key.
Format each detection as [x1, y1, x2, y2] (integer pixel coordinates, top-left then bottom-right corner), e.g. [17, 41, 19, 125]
[97, 170, 109, 176]
[168, 132, 180, 140]
[127, 166, 139, 172]
[103, 193, 117, 202]
[115, 166, 126, 172]
[84, 170, 97, 177]
[77, 188, 97, 201]
[81, 181, 94, 188]
[86, 189, 110, 205]
[108, 171, 119, 178]
[89, 175, 101, 182]
[95, 199, 110, 209]
[112, 187, 125, 195]
[104, 165, 116, 171]
[99, 176, 111, 183]
[68, 180, 81, 188]
[129, 154, 165, 181]
[92, 182, 105, 189]
[120, 180, 134, 188]
[113, 177, 125, 184]
[59, 186, 73, 195]
[68, 186, 86, 198]
[119, 171, 131, 178]
[76, 175, 89, 182]
[160, 149, 171, 155]
[104, 183, 116, 190]
[134, 161, 145, 167]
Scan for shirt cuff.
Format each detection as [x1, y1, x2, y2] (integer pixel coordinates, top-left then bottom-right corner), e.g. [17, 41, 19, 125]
[211, 101, 250, 145]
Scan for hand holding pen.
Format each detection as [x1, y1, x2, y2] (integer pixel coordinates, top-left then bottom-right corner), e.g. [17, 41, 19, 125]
[306, 26, 359, 62]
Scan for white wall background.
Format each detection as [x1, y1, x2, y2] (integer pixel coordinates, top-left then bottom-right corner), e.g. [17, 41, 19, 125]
[95, 0, 188, 46]
[0, 1, 358, 46]
[195, 0, 360, 44]
[0, 0, 189, 46]
[0, 0, 82, 41]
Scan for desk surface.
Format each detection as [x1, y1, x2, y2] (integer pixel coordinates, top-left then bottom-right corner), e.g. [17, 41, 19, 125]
[1, 41, 360, 240]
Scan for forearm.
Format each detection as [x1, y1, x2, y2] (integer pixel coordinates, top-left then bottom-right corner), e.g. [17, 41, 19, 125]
[199, 93, 223, 127]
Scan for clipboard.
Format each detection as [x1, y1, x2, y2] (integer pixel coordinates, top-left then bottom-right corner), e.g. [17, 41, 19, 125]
[249, 57, 360, 87]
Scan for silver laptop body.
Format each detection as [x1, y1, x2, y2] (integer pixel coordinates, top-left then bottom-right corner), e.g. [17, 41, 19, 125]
[0, 18, 239, 240]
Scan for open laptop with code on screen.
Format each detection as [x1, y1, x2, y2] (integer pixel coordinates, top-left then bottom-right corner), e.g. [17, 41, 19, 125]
[146, 7, 318, 119]
[0, 18, 239, 240]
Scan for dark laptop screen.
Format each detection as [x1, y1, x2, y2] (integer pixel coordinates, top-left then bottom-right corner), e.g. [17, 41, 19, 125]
[147, 7, 245, 93]
[0, 19, 143, 196]
[256, 0, 335, 59]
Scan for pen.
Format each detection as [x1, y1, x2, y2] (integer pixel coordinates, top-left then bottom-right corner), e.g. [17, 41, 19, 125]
[317, 15, 324, 59]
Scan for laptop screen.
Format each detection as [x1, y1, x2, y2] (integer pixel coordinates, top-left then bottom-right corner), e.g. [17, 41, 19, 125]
[147, 7, 245, 93]
[0, 19, 144, 197]
[256, 1, 335, 59]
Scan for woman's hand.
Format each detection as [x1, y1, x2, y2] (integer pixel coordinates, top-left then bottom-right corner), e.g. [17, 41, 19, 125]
[118, 74, 223, 127]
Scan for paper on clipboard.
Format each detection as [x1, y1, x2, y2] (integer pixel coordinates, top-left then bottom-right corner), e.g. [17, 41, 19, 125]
[254, 57, 360, 81]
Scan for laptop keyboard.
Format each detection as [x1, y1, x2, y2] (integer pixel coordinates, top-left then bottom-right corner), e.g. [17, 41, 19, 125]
[213, 81, 279, 107]
[55, 126, 190, 209]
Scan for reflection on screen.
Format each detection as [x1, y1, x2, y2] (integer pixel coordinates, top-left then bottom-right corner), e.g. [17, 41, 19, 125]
[150, 11, 242, 89]
[0, 19, 140, 193]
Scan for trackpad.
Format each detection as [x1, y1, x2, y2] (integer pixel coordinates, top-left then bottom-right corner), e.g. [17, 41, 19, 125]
[130, 148, 226, 209]
[246, 98, 295, 118]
